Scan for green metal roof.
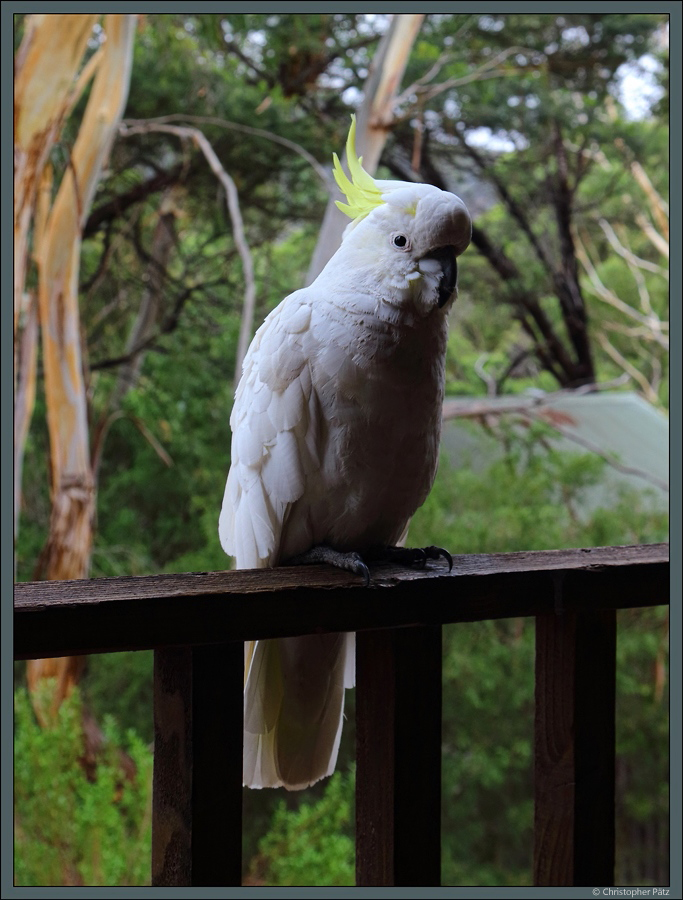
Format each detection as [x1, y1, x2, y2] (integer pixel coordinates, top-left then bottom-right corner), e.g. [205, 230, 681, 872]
[441, 391, 668, 510]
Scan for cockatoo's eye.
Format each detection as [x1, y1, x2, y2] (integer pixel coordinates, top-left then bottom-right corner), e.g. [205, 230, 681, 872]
[391, 233, 411, 250]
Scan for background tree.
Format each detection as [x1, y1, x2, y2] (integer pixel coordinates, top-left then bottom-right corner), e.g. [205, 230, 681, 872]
[15, 14, 137, 716]
[14, 13, 98, 540]
[380, 13, 667, 392]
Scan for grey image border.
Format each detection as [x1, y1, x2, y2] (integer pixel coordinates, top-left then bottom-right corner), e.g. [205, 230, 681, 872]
[2, 3, 680, 898]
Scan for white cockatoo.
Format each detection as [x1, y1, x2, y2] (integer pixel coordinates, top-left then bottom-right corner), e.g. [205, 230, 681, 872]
[219, 116, 472, 790]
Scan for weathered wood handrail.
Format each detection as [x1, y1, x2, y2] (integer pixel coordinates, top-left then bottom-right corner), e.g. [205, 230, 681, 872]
[13, 543, 670, 887]
[14, 543, 668, 657]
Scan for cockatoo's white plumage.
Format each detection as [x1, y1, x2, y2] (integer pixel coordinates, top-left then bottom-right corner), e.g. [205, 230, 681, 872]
[219, 117, 471, 789]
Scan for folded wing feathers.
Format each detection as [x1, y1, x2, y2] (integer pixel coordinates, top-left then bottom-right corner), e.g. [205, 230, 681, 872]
[261, 429, 306, 504]
[221, 291, 353, 789]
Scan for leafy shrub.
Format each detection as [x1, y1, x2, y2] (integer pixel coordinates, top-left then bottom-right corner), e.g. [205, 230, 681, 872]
[247, 768, 355, 886]
[14, 684, 152, 887]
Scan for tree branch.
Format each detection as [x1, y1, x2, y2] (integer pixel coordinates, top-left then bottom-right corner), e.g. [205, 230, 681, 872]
[459, 137, 557, 278]
[394, 45, 536, 111]
[470, 224, 579, 384]
[550, 120, 595, 381]
[596, 333, 661, 406]
[83, 165, 183, 237]
[574, 230, 668, 349]
[123, 115, 333, 189]
[223, 36, 270, 84]
[120, 121, 257, 384]
[598, 218, 668, 278]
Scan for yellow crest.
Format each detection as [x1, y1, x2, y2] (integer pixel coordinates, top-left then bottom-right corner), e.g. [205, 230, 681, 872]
[333, 115, 384, 221]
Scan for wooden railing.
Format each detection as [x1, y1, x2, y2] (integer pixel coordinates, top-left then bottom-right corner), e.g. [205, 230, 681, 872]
[14, 543, 669, 887]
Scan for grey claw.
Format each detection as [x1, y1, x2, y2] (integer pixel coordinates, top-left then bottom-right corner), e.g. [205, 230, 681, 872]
[424, 546, 453, 572]
[439, 548, 453, 572]
[350, 553, 371, 587]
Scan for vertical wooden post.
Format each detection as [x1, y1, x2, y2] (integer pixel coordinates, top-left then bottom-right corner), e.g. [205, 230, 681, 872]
[356, 626, 442, 886]
[534, 607, 616, 886]
[152, 642, 243, 886]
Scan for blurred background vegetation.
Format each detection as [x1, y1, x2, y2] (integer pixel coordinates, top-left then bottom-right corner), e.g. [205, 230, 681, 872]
[14, 12, 669, 887]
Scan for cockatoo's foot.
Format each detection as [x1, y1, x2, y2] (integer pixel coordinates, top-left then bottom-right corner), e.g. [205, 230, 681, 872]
[284, 543, 452, 586]
[365, 544, 454, 572]
[284, 545, 371, 586]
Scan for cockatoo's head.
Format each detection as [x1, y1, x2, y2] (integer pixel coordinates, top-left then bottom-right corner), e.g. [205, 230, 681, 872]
[331, 116, 472, 317]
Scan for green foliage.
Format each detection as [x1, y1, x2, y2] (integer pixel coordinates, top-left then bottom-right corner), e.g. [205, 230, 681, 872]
[248, 768, 355, 886]
[441, 618, 535, 886]
[615, 606, 669, 883]
[410, 423, 668, 554]
[82, 652, 154, 746]
[14, 685, 152, 887]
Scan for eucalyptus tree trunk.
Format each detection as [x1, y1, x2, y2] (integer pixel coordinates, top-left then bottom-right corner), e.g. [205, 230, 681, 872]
[305, 14, 424, 284]
[14, 14, 137, 717]
[14, 14, 99, 343]
[14, 15, 98, 541]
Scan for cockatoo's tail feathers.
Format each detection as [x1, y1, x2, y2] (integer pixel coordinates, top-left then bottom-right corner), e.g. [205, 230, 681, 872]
[333, 115, 384, 221]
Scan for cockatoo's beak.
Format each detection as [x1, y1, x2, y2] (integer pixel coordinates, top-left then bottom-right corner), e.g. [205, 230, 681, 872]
[421, 245, 458, 308]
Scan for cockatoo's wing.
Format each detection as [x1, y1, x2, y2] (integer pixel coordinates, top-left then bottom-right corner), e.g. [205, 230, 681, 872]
[219, 289, 354, 790]
[219, 290, 318, 568]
